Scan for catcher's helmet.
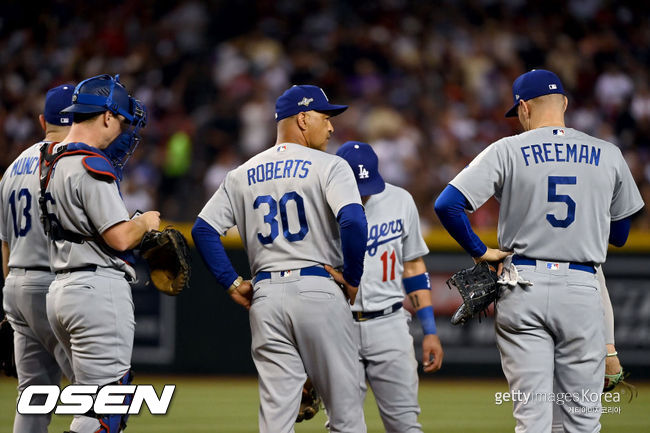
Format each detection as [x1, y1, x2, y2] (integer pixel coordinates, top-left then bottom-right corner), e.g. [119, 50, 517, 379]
[61, 74, 144, 125]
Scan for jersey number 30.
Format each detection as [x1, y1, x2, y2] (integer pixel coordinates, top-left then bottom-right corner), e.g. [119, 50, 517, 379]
[254, 192, 309, 244]
[546, 176, 576, 228]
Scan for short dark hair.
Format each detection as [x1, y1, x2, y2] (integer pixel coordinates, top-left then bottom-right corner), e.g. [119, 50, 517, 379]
[72, 111, 104, 124]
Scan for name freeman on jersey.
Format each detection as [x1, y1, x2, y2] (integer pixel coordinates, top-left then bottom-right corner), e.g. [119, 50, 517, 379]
[367, 218, 403, 257]
[520, 143, 601, 167]
[247, 159, 312, 185]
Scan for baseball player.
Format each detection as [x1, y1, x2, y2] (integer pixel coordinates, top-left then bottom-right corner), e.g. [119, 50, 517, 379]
[42, 74, 159, 433]
[192, 85, 368, 433]
[0, 85, 76, 433]
[434, 69, 644, 432]
[335, 141, 443, 432]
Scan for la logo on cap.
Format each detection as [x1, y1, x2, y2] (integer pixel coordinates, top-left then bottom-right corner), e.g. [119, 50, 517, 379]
[358, 164, 369, 179]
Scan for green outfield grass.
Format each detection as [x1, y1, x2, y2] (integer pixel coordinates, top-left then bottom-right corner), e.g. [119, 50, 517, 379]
[1, 376, 648, 432]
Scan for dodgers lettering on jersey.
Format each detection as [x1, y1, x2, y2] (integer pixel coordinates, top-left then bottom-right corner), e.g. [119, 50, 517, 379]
[199, 142, 362, 275]
[353, 184, 428, 312]
[450, 126, 644, 264]
[367, 218, 404, 257]
[0, 142, 51, 269]
[520, 143, 601, 166]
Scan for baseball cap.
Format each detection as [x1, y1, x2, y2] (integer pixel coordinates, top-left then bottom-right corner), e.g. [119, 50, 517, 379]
[43, 84, 75, 126]
[505, 69, 565, 117]
[336, 141, 385, 196]
[275, 85, 348, 122]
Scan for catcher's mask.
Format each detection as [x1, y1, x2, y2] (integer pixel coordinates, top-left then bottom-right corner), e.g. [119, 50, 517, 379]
[61, 74, 147, 179]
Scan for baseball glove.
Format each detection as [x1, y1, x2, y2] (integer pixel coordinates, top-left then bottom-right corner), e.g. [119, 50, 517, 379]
[604, 368, 637, 401]
[140, 228, 191, 296]
[446, 261, 498, 325]
[296, 378, 321, 423]
[0, 317, 17, 378]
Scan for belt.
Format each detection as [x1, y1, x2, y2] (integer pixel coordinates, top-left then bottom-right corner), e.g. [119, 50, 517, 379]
[512, 255, 596, 274]
[10, 266, 51, 272]
[55, 265, 98, 275]
[352, 302, 403, 322]
[253, 265, 331, 284]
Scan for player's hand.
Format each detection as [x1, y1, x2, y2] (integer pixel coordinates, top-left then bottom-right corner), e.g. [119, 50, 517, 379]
[605, 344, 622, 375]
[136, 211, 161, 232]
[324, 265, 358, 305]
[422, 334, 443, 373]
[229, 280, 253, 310]
[473, 248, 510, 264]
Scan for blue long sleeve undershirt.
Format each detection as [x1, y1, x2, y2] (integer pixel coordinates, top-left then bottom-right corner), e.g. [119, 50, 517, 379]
[434, 185, 487, 257]
[337, 203, 367, 287]
[192, 217, 239, 289]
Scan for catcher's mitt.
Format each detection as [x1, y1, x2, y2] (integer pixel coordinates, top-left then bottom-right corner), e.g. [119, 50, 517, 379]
[446, 261, 498, 325]
[604, 368, 637, 401]
[140, 228, 191, 296]
[296, 378, 321, 423]
[0, 317, 18, 378]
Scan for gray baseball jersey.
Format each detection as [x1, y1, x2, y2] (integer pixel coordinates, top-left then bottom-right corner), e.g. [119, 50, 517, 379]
[46, 154, 133, 278]
[353, 183, 429, 432]
[199, 142, 367, 432]
[0, 142, 50, 268]
[353, 183, 428, 312]
[199, 142, 361, 273]
[450, 126, 644, 264]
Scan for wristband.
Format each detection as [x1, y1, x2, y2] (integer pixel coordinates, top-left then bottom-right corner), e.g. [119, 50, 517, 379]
[403, 273, 431, 294]
[416, 305, 437, 335]
[606, 351, 618, 357]
[227, 276, 243, 294]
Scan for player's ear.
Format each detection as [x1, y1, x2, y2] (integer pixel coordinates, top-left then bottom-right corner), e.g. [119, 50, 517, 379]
[296, 112, 308, 131]
[38, 114, 46, 132]
[562, 95, 568, 113]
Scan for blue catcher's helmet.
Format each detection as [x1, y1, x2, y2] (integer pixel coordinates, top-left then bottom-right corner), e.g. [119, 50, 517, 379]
[61, 74, 147, 179]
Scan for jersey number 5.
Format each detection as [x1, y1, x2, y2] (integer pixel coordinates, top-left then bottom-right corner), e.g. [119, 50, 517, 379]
[254, 192, 309, 244]
[546, 176, 576, 228]
[8, 188, 32, 237]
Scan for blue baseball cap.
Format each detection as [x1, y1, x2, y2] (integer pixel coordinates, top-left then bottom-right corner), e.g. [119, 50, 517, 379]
[275, 85, 348, 121]
[505, 69, 565, 117]
[336, 141, 385, 196]
[44, 84, 75, 126]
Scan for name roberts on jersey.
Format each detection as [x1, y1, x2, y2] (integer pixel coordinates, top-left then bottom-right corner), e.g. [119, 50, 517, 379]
[520, 143, 601, 166]
[247, 159, 312, 185]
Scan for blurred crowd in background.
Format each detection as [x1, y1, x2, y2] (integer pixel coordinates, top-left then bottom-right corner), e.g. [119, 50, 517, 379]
[1, 0, 649, 230]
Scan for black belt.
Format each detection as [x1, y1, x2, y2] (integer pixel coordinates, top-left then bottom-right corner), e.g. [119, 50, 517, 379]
[10, 266, 51, 272]
[55, 265, 98, 274]
[512, 255, 596, 274]
[352, 302, 403, 322]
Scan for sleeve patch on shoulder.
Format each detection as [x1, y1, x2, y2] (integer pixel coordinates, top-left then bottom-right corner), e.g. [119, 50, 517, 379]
[82, 156, 117, 181]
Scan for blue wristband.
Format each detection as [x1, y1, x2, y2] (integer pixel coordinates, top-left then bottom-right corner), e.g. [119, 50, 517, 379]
[416, 306, 437, 335]
[403, 273, 431, 294]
